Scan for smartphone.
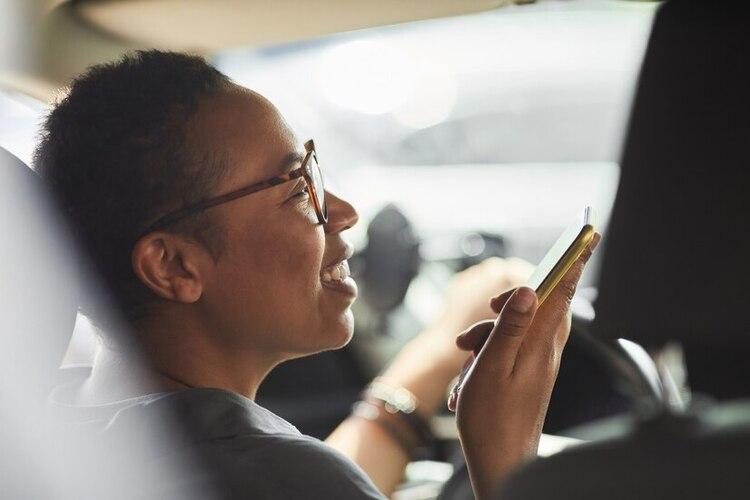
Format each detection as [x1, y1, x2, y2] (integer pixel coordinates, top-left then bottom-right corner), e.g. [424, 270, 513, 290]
[526, 207, 597, 306]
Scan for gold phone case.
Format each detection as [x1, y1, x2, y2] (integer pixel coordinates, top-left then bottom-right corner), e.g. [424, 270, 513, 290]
[534, 207, 596, 306]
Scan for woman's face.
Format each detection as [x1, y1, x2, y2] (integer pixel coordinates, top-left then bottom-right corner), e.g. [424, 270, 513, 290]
[194, 88, 359, 358]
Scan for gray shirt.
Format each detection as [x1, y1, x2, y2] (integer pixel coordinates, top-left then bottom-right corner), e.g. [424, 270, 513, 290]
[51, 383, 386, 499]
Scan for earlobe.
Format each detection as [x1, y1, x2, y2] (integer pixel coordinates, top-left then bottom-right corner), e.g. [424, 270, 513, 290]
[131, 234, 204, 304]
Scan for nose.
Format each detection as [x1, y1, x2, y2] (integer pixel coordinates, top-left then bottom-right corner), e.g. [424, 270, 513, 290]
[323, 190, 359, 234]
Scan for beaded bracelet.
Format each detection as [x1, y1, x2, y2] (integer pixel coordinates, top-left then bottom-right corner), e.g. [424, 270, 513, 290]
[351, 400, 418, 457]
[354, 378, 435, 453]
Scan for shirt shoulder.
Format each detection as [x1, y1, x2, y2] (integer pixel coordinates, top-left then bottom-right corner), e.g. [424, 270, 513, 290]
[166, 389, 385, 499]
[51, 384, 386, 499]
[219, 434, 385, 500]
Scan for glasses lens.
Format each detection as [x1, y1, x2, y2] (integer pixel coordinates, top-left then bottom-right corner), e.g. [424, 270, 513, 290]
[308, 152, 327, 220]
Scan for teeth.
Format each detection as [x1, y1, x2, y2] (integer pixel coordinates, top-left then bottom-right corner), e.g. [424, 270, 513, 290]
[321, 259, 351, 283]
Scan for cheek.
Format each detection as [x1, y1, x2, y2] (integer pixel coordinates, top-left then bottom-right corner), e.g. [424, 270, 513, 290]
[219, 218, 325, 325]
[273, 230, 325, 296]
[254, 205, 324, 292]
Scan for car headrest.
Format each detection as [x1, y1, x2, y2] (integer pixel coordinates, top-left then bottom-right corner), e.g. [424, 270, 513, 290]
[592, 1, 750, 349]
[0, 147, 79, 397]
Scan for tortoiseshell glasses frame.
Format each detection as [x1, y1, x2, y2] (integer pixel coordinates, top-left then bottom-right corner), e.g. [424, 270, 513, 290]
[139, 140, 327, 238]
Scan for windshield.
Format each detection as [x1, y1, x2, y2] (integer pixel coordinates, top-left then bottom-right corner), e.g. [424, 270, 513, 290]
[215, 1, 656, 253]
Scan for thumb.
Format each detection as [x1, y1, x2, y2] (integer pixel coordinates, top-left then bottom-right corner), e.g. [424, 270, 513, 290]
[475, 287, 538, 377]
[490, 288, 516, 314]
[455, 320, 495, 352]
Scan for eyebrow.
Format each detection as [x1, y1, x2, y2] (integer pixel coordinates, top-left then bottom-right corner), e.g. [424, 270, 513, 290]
[276, 151, 307, 203]
[278, 151, 305, 175]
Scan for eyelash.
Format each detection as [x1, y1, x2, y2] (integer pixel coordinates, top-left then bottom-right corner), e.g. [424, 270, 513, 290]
[292, 186, 309, 198]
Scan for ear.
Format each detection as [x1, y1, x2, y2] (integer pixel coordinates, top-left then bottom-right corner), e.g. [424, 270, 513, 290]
[131, 233, 209, 304]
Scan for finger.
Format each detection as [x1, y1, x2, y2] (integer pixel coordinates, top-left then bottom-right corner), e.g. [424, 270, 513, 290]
[454, 289, 515, 353]
[475, 287, 538, 376]
[448, 355, 475, 412]
[447, 390, 456, 412]
[489, 288, 516, 314]
[521, 233, 600, 354]
[455, 320, 494, 351]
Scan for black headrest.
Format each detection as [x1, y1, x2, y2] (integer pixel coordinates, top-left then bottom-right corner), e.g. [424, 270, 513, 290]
[0, 147, 79, 396]
[592, 0, 750, 349]
[501, 410, 750, 500]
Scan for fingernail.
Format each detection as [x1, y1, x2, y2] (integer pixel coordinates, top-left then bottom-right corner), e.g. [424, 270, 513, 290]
[491, 293, 508, 309]
[509, 287, 535, 313]
[590, 234, 601, 251]
[455, 328, 469, 342]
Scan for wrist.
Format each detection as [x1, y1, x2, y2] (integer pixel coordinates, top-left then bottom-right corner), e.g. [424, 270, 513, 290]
[351, 378, 435, 458]
[462, 433, 538, 500]
[351, 400, 418, 458]
[379, 336, 461, 417]
[465, 450, 528, 500]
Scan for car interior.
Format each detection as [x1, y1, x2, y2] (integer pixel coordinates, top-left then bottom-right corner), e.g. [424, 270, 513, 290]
[1, 0, 748, 499]
[499, 3, 750, 498]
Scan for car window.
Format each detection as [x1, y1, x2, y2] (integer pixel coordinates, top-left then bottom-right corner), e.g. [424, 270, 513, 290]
[0, 89, 44, 165]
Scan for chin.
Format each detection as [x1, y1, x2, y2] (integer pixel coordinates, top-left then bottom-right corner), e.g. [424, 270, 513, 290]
[323, 309, 355, 351]
[290, 309, 355, 358]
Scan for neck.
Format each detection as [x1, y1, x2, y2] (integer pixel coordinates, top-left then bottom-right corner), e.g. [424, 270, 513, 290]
[78, 313, 281, 405]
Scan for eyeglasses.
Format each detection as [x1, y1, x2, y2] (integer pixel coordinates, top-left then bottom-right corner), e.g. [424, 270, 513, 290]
[139, 139, 328, 238]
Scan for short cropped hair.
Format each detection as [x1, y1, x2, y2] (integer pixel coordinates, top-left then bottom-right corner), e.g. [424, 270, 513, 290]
[35, 50, 232, 328]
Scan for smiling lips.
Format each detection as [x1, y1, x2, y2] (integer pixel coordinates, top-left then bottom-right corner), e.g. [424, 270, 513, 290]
[320, 259, 351, 284]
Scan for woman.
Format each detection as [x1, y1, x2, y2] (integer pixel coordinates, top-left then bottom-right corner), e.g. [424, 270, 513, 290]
[40, 50, 599, 499]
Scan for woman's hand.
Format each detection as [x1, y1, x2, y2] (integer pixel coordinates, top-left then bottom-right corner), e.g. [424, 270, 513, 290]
[378, 257, 533, 417]
[423, 257, 534, 377]
[450, 235, 600, 500]
[330, 256, 534, 496]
